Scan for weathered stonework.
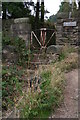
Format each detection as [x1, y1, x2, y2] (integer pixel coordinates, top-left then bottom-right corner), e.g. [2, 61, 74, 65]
[11, 18, 31, 46]
[56, 16, 79, 45]
[3, 18, 31, 47]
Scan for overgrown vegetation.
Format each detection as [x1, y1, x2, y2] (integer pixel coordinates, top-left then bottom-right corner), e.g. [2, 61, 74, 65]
[2, 65, 26, 111]
[17, 45, 78, 119]
[12, 37, 29, 66]
[2, 36, 30, 111]
[58, 45, 77, 61]
[2, 1, 78, 118]
[2, 2, 31, 19]
[3, 36, 30, 66]
[18, 70, 64, 119]
[2, 29, 78, 119]
[55, 45, 78, 72]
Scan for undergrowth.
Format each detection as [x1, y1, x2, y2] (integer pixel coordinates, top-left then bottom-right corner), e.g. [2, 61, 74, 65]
[18, 69, 64, 119]
[3, 36, 33, 66]
[18, 46, 78, 119]
[2, 65, 25, 111]
[2, 43, 78, 118]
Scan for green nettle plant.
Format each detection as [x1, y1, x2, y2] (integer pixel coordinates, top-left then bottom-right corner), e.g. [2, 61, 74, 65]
[2, 65, 23, 110]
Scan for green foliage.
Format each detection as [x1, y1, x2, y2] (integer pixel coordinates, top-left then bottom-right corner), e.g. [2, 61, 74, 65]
[39, 72, 56, 109]
[3, 35, 12, 46]
[58, 46, 77, 61]
[2, 65, 24, 110]
[58, 52, 66, 61]
[39, 71, 62, 110]
[49, 14, 57, 23]
[2, 2, 31, 19]
[53, 46, 78, 73]
[19, 70, 64, 118]
[59, 2, 71, 13]
[13, 37, 28, 65]
[3, 36, 29, 66]
[58, 1, 77, 18]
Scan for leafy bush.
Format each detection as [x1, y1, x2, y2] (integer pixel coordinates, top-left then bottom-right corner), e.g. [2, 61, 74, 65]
[3, 36, 30, 66]
[2, 65, 24, 111]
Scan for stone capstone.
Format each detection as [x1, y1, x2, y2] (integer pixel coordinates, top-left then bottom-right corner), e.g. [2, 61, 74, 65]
[14, 18, 29, 23]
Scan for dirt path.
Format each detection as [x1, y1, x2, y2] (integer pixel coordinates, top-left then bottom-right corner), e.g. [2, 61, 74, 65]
[51, 69, 78, 118]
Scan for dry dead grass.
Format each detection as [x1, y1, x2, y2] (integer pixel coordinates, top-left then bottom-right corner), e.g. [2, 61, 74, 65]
[35, 46, 78, 91]
[18, 46, 78, 118]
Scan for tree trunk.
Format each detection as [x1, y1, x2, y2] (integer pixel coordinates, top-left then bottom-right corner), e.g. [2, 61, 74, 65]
[41, 0, 44, 27]
[36, 1, 40, 29]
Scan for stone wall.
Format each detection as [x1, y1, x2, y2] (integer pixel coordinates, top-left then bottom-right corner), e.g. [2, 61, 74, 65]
[3, 18, 31, 46]
[56, 18, 79, 45]
[11, 18, 31, 46]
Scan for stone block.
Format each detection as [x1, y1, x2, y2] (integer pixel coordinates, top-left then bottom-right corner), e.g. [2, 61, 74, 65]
[46, 45, 63, 54]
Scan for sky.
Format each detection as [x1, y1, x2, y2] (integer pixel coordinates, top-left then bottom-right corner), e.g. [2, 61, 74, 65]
[33, 0, 63, 18]
[44, 0, 61, 17]
[32, 0, 78, 18]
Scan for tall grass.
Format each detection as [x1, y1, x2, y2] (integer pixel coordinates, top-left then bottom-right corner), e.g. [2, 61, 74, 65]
[17, 45, 78, 119]
[18, 69, 65, 118]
